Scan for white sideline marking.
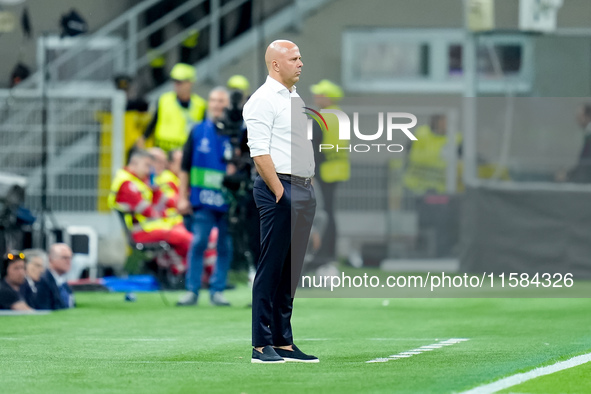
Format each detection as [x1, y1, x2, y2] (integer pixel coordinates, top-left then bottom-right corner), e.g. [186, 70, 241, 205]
[125, 361, 236, 364]
[80, 337, 178, 342]
[458, 352, 591, 394]
[369, 338, 441, 341]
[366, 338, 470, 363]
[0, 310, 50, 316]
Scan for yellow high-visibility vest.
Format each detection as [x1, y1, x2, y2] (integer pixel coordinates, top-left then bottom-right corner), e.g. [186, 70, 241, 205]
[154, 91, 206, 152]
[319, 105, 350, 183]
[154, 170, 183, 226]
[403, 125, 461, 194]
[108, 169, 172, 233]
[155, 170, 180, 194]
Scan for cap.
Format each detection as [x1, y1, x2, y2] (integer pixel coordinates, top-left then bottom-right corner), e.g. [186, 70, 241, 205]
[170, 63, 196, 82]
[310, 79, 344, 100]
[227, 74, 250, 91]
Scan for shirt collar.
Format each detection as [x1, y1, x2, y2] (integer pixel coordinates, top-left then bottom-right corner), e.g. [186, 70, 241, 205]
[26, 277, 37, 292]
[265, 75, 296, 94]
[49, 268, 66, 287]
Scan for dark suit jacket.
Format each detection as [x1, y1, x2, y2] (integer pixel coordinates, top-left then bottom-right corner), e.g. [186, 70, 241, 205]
[19, 278, 38, 309]
[36, 270, 72, 310]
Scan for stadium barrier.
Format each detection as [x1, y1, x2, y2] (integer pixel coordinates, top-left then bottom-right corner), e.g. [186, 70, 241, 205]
[0, 88, 126, 213]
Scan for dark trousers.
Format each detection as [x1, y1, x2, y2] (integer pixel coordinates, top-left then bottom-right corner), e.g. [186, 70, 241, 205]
[251, 176, 316, 347]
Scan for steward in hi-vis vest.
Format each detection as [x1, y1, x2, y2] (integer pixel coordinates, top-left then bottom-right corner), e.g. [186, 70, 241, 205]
[226, 74, 250, 101]
[403, 115, 462, 195]
[108, 150, 193, 269]
[317, 104, 350, 183]
[140, 63, 206, 152]
[310, 79, 350, 263]
[310, 80, 351, 184]
[146, 147, 184, 228]
[109, 168, 170, 234]
[155, 169, 183, 227]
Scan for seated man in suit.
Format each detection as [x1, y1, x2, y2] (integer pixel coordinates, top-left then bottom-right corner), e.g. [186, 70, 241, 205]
[0, 252, 33, 311]
[36, 243, 75, 310]
[20, 249, 48, 309]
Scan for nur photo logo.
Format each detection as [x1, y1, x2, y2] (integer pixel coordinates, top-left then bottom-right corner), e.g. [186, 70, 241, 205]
[304, 107, 418, 153]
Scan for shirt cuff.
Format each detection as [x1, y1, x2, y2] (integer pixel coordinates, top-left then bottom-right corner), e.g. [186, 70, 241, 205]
[248, 142, 270, 157]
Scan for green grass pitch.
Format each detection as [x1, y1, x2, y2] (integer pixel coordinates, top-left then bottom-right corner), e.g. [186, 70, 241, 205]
[2, 286, 591, 393]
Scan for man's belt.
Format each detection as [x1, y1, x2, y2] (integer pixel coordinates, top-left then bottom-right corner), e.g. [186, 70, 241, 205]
[277, 173, 312, 187]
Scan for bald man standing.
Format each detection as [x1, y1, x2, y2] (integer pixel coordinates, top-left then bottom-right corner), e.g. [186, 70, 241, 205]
[243, 40, 318, 363]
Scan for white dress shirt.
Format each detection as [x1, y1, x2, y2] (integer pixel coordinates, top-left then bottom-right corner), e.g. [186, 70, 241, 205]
[243, 75, 315, 177]
[49, 268, 65, 287]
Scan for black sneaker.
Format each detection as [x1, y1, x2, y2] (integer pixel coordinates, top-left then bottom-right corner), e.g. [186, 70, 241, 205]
[251, 345, 285, 364]
[273, 344, 319, 363]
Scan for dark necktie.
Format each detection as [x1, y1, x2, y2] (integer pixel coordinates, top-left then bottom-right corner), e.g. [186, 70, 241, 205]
[59, 283, 71, 308]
